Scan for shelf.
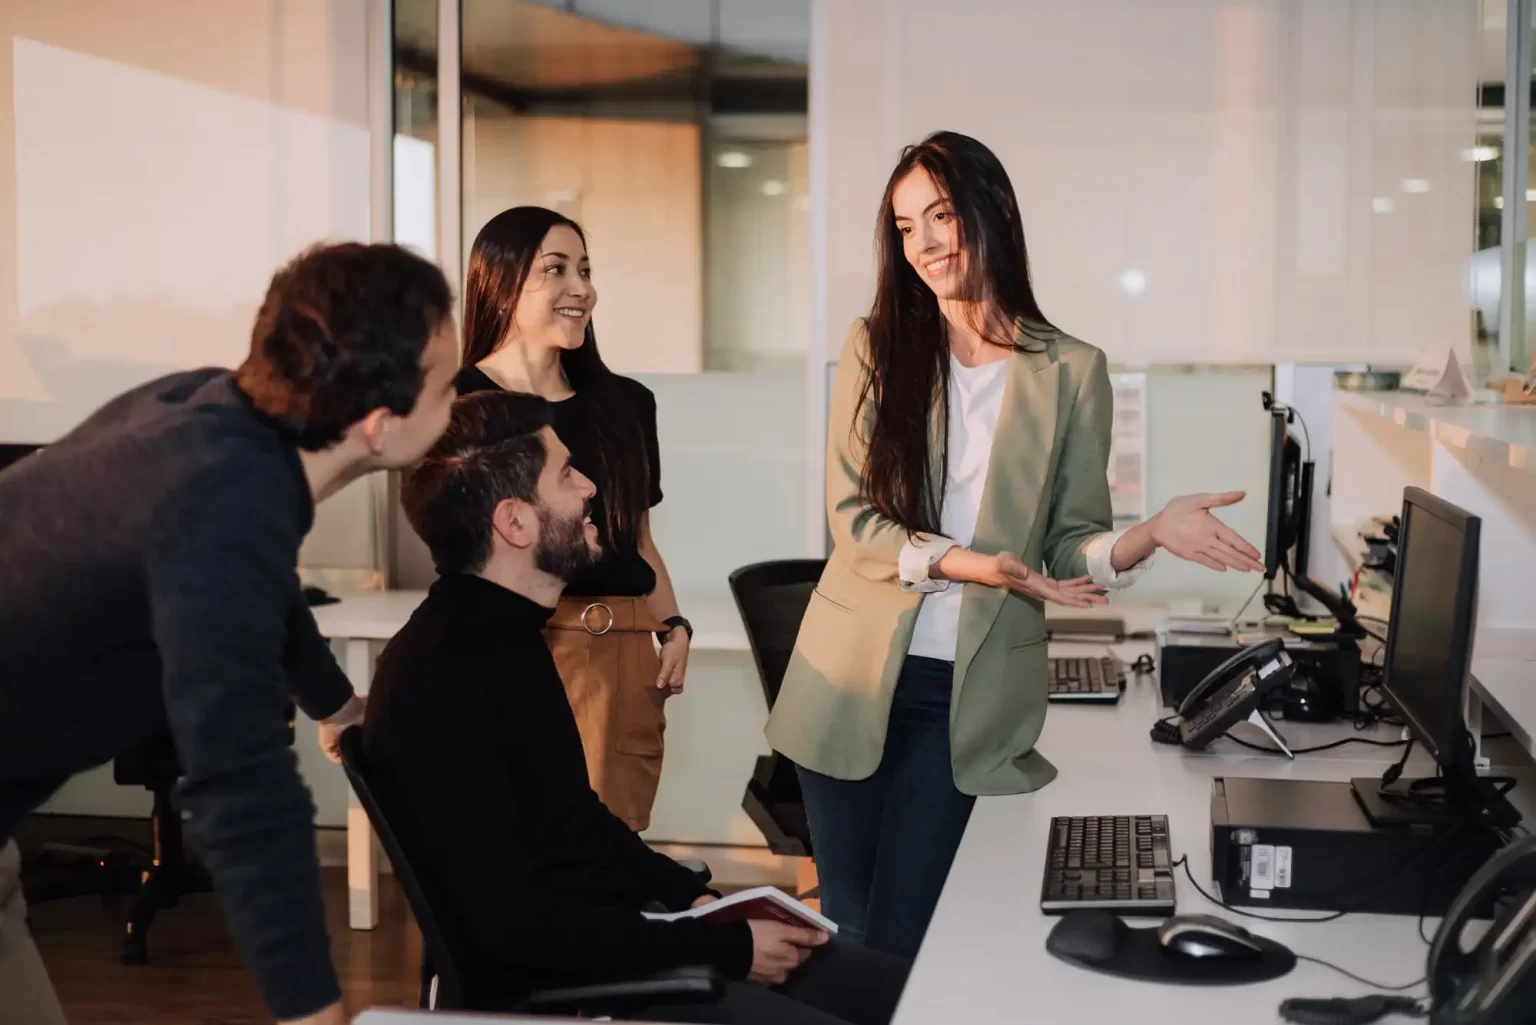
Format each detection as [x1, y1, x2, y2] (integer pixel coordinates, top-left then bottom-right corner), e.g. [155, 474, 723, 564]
[1335, 390, 1536, 474]
[1328, 523, 1393, 593]
[1472, 656, 1536, 763]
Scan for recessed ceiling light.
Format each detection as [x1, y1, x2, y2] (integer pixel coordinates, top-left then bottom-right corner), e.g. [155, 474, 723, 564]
[1117, 269, 1147, 295]
[716, 151, 752, 169]
[1400, 178, 1431, 194]
[1372, 197, 1394, 214]
[761, 179, 787, 196]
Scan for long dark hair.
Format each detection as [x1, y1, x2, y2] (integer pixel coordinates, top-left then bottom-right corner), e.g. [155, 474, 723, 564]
[858, 131, 1057, 535]
[462, 206, 650, 551]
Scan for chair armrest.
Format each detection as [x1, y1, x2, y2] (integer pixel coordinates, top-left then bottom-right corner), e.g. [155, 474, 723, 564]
[673, 857, 712, 886]
[523, 965, 725, 1014]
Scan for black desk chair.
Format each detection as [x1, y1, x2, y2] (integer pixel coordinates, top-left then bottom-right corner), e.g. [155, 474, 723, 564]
[24, 716, 299, 965]
[728, 559, 826, 895]
[337, 727, 722, 1015]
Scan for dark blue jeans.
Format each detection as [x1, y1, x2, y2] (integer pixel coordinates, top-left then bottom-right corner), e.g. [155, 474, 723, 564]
[795, 656, 976, 960]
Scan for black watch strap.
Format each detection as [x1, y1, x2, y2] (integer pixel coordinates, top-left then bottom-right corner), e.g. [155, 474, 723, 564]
[657, 615, 693, 644]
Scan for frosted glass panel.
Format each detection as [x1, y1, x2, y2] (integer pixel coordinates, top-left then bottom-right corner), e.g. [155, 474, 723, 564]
[1, 4, 371, 444]
[817, 0, 1479, 366]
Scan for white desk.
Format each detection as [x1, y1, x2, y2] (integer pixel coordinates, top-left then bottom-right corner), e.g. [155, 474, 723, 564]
[310, 588, 751, 930]
[892, 638, 1535, 1025]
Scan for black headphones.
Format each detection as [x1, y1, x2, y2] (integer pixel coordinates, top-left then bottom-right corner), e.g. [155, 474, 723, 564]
[1429, 834, 1536, 1024]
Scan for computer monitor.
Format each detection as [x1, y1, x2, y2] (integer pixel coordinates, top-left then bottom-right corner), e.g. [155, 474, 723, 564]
[1262, 406, 1310, 580]
[1260, 399, 1357, 632]
[1351, 487, 1514, 827]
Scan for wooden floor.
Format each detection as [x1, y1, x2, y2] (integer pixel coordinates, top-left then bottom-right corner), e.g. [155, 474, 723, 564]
[28, 868, 421, 1024]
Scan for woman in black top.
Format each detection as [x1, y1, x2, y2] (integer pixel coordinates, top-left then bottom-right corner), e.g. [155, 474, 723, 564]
[455, 206, 689, 831]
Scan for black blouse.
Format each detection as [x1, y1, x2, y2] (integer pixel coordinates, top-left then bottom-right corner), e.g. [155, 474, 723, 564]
[454, 365, 663, 597]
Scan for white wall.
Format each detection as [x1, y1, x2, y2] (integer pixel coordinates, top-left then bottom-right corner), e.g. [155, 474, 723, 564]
[1, 0, 372, 444]
[812, 0, 1479, 369]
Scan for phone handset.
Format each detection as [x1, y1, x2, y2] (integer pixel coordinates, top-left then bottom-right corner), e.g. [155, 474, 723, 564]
[1171, 638, 1296, 755]
[1177, 637, 1287, 719]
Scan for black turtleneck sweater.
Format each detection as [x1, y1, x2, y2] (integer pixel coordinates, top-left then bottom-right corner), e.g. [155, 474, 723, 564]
[362, 574, 753, 1008]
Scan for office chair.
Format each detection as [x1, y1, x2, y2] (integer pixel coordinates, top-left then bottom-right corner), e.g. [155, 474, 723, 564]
[728, 559, 826, 896]
[25, 721, 300, 964]
[336, 728, 723, 1015]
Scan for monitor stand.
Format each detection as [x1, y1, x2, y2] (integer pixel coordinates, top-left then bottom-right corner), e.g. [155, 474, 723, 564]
[1350, 777, 1519, 830]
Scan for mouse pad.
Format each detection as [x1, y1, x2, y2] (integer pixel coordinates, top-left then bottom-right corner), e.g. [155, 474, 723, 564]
[1046, 912, 1296, 985]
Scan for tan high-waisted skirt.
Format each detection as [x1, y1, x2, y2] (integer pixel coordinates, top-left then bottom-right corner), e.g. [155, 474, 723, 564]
[544, 595, 669, 831]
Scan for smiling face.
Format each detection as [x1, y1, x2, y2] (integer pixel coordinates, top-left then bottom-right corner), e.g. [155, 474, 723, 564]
[892, 167, 964, 301]
[510, 224, 596, 353]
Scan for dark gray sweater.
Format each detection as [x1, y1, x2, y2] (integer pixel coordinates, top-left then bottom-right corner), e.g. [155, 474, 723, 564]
[0, 369, 352, 1019]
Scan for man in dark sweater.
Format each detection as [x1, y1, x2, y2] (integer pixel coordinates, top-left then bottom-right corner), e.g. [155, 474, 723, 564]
[0, 243, 459, 1025]
[365, 391, 909, 1024]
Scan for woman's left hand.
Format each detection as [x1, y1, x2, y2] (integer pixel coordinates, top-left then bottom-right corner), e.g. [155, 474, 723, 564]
[657, 630, 691, 695]
[1150, 492, 1265, 573]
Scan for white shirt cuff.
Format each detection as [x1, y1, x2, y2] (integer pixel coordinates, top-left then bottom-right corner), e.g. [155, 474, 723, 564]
[898, 533, 959, 592]
[1083, 529, 1154, 589]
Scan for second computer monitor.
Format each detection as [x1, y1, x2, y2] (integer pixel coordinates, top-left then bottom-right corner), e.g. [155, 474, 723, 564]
[1262, 407, 1309, 581]
[1378, 487, 1481, 770]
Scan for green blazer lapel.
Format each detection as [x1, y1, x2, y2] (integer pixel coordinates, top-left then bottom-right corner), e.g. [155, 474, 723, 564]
[953, 345, 1060, 685]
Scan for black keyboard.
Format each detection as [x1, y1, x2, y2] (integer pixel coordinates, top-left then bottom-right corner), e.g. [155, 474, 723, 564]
[1046, 656, 1124, 703]
[1040, 814, 1176, 915]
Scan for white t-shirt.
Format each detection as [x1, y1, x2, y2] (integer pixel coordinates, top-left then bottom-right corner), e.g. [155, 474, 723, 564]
[907, 356, 1011, 661]
[898, 353, 1152, 663]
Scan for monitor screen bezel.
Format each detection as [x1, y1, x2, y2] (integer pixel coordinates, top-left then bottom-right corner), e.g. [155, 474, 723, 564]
[1262, 408, 1288, 580]
[1378, 486, 1481, 767]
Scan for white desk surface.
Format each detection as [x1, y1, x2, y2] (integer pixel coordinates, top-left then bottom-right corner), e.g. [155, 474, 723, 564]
[892, 638, 1536, 1025]
[310, 589, 748, 651]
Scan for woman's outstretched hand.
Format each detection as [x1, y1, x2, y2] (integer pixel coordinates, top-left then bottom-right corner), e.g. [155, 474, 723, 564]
[990, 552, 1108, 607]
[934, 547, 1108, 607]
[1149, 492, 1264, 573]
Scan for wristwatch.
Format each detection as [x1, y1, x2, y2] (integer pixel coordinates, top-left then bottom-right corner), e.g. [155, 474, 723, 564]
[657, 615, 693, 645]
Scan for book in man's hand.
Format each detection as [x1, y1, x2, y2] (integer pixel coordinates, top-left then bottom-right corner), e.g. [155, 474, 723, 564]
[642, 886, 838, 934]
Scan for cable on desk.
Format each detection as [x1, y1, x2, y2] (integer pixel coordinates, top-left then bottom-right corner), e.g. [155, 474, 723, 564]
[1292, 956, 1425, 993]
[1221, 734, 1408, 756]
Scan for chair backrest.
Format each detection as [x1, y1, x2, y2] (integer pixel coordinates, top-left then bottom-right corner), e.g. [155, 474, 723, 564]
[727, 559, 826, 710]
[338, 727, 466, 1009]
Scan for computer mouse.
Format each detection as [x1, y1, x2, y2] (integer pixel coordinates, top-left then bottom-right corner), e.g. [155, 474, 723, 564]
[1157, 913, 1263, 960]
[1045, 909, 1127, 962]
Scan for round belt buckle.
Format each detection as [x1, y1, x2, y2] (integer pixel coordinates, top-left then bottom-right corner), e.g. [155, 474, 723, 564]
[580, 602, 614, 636]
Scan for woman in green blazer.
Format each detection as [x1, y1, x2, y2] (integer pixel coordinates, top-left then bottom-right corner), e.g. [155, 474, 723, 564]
[766, 132, 1262, 959]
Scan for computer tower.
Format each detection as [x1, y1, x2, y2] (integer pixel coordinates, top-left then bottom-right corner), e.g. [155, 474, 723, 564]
[1209, 776, 1502, 917]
